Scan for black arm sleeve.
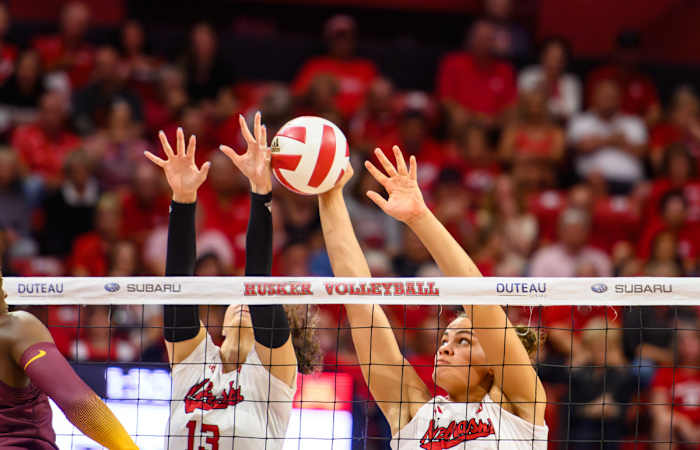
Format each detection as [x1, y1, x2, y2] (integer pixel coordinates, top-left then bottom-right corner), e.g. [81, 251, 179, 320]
[246, 192, 290, 349]
[163, 201, 200, 342]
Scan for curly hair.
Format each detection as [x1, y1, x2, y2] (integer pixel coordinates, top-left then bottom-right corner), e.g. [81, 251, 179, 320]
[284, 304, 322, 375]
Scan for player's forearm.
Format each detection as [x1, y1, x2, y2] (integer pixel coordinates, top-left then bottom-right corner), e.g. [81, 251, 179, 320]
[245, 192, 273, 276]
[64, 396, 139, 450]
[406, 208, 481, 278]
[318, 192, 371, 278]
[246, 191, 290, 348]
[20, 343, 137, 449]
[163, 200, 199, 342]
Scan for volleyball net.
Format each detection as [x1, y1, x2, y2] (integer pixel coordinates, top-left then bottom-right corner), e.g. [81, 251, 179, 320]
[5, 276, 698, 449]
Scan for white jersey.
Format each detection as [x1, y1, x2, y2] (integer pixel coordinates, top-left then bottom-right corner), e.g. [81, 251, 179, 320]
[166, 333, 296, 450]
[391, 395, 548, 450]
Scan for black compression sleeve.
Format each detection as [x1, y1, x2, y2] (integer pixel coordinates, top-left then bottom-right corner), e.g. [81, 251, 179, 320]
[163, 201, 200, 343]
[246, 192, 290, 349]
[245, 192, 273, 275]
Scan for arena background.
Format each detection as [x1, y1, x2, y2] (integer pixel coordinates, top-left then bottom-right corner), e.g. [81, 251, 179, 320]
[3, 0, 700, 448]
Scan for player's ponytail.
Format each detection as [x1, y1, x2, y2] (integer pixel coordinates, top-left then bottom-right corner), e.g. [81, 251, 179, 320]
[284, 304, 322, 374]
[514, 324, 543, 357]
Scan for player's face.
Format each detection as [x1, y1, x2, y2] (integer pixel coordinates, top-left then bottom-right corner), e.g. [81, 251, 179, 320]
[433, 317, 490, 396]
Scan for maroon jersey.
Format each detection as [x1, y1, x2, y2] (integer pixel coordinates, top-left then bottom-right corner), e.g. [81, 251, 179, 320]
[0, 378, 57, 449]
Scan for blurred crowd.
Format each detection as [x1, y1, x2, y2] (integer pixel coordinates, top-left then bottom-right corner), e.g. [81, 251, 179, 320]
[3, 0, 700, 448]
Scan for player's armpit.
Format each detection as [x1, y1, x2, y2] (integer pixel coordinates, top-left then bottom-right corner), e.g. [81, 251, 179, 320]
[20, 342, 139, 449]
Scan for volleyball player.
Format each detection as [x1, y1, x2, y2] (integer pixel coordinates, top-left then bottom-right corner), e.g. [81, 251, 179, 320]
[317, 146, 548, 449]
[0, 276, 138, 449]
[144, 114, 319, 450]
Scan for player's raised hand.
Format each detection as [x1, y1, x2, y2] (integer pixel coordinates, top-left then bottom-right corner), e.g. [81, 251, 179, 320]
[364, 146, 428, 224]
[319, 162, 353, 201]
[144, 127, 210, 203]
[219, 111, 272, 195]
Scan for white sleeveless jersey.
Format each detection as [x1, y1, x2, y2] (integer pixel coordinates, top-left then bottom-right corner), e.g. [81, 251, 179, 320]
[166, 333, 296, 450]
[391, 395, 548, 450]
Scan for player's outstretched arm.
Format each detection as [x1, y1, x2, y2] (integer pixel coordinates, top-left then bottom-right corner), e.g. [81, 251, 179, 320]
[221, 111, 296, 387]
[10, 311, 138, 449]
[145, 127, 210, 364]
[366, 146, 546, 426]
[317, 166, 429, 435]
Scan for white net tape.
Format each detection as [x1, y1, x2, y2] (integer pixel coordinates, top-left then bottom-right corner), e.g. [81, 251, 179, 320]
[4, 276, 687, 305]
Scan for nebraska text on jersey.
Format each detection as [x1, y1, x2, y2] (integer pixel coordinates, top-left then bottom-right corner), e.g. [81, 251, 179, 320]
[420, 418, 495, 449]
[184, 379, 244, 413]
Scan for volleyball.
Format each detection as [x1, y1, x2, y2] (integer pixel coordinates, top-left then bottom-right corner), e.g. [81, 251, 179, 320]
[270, 116, 349, 195]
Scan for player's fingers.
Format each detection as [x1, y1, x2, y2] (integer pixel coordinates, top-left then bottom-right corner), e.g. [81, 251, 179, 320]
[409, 155, 418, 180]
[199, 161, 211, 180]
[259, 124, 268, 149]
[239, 114, 256, 144]
[253, 111, 262, 142]
[366, 190, 389, 212]
[364, 160, 389, 186]
[176, 127, 185, 157]
[158, 130, 174, 158]
[219, 145, 241, 164]
[187, 134, 197, 161]
[374, 148, 398, 177]
[393, 145, 408, 175]
[143, 151, 166, 167]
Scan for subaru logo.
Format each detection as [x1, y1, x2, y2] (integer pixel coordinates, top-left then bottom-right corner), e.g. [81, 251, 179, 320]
[104, 283, 120, 293]
[591, 283, 608, 294]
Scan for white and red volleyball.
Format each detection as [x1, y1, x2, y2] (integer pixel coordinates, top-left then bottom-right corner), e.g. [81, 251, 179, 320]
[270, 116, 349, 195]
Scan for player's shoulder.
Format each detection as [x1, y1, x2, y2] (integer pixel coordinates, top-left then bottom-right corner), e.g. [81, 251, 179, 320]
[4, 311, 48, 340]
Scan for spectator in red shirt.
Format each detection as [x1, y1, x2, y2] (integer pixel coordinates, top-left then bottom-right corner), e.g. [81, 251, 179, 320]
[649, 86, 700, 174]
[143, 65, 188, 135]
[638, 190, 700, 273]
[198, 152, 249, 271]
[0, 50, 46, 137]
[0, 4, 17, 84]
[586, 30, 661, 125]
[181, 22, 234, 103]
[349, 77, 398, 156]
[11, 90, 81, 188]
[32, 1, 95, 89]
[69, 192, 121, 276]
[119, 161, 169, 246]
[646, 144, 700, 224]
[119, 20, 160, 102]
[499, 88, 565, 192]
[436, 18, 517, 129]
[651, 315, 700, 448]
[73, 45, 143, 135]
[375, 102, 444, 191]
[292, 15, 378, 119]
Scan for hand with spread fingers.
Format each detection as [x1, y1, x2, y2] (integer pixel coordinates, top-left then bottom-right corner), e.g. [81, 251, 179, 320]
[364, 146, 428, 224]
[219, 111, 272, 195]
[144, 127, 211, 203]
